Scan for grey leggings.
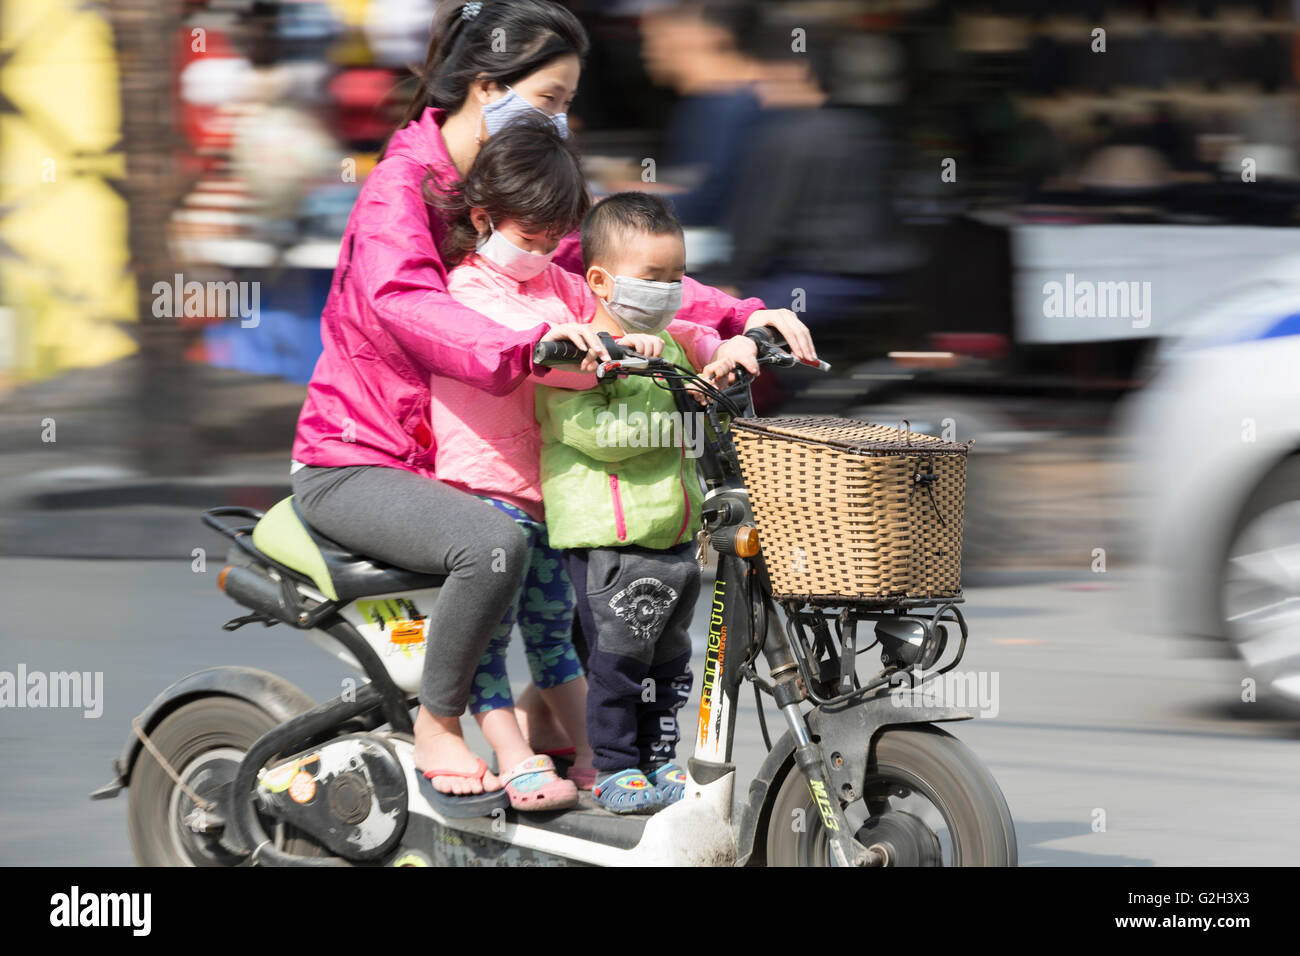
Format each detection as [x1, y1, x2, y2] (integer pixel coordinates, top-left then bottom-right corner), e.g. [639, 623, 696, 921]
[292, 464, 527, 717]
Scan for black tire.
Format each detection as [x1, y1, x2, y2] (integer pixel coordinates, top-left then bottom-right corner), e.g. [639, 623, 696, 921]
[1218, 457, 1300, 713]
[127, 697, 324, 866]
[764, 724, 1017, 867]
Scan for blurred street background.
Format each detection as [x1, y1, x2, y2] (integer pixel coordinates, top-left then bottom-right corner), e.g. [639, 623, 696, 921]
[5, 0, 1300, 865]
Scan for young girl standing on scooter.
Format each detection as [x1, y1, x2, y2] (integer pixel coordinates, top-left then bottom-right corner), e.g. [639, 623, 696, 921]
[430, 119, 739, 802]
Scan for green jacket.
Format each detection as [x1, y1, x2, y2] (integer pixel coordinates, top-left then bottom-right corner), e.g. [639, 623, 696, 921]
[536, 332, 705, 550]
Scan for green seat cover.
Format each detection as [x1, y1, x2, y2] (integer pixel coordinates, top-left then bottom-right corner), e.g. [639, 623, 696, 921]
[251, 496, 338, 601]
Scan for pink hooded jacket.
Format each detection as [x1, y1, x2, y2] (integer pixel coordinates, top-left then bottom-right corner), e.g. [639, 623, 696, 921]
[291, 107, 764, 477]
[435, 252, 724, 521]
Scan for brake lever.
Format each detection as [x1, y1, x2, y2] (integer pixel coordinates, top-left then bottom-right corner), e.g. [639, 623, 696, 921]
[597, 331, 628, 361]
[596, 355, 651, 380]
[745, 327, 831, 371]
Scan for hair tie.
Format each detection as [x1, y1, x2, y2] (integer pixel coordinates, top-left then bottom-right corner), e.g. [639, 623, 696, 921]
[461, 1, 482, 20]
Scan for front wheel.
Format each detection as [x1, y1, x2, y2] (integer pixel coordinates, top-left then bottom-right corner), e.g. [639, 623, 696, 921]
[765, 724, 1017, 866]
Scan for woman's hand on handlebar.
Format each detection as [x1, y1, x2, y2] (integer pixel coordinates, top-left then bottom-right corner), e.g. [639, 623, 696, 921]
[743, 308, 817, 365]
[540, 323, 611, 373]
[615, 333, 664, 358]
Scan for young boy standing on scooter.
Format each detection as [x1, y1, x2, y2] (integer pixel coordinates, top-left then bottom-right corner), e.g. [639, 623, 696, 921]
[536, 193, 756, 813]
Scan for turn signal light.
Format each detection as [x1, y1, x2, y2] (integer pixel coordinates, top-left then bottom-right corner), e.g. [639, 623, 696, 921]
[217, 565, 232, 591]
[734, 526, 760, 557]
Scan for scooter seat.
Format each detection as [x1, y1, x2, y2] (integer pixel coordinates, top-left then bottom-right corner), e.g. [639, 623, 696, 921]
[250, 497, 446, 603]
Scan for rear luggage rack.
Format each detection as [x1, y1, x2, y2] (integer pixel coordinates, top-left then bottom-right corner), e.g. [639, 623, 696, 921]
[202, 506, 313, 589]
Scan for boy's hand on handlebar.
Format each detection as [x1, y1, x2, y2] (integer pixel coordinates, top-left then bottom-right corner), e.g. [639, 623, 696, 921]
[743, 309, 817, 365]
[615, 333, 664, 358]
[541, 323, 611, 373]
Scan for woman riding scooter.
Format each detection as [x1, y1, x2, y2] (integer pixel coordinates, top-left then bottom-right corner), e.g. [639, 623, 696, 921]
[286, 0, 818, 809]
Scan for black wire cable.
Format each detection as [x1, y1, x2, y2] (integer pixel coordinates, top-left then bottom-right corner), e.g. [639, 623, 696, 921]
[617, 357, 748, 418]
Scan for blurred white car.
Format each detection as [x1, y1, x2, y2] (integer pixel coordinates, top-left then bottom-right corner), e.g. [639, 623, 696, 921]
[1119, 255, 1300, 709]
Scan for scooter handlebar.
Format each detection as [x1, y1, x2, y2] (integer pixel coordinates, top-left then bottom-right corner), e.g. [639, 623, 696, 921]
[533, 339, 588, 366]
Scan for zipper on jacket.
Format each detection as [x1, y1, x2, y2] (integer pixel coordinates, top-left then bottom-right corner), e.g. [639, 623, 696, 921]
[609, 473, 628, 542]
[672, 443, 692, 546]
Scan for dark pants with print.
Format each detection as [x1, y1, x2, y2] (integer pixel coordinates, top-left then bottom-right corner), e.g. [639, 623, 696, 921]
[566, 544, 697, 773]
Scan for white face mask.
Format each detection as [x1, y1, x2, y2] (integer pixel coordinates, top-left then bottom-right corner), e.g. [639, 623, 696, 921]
[476, 219, 557, 282]
[481, 86, 570, 140]
[596, 268, 683, 333]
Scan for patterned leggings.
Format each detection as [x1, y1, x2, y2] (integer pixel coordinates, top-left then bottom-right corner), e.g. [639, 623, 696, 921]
[468, 497, 584, 713]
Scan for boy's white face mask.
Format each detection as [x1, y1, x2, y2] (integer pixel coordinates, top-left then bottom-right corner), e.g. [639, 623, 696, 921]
[476, 219, 556, 282]
[596, 268, 683, 333]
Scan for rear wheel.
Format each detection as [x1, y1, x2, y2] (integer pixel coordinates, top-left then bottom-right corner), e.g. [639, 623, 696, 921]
[127, 697, 325, 866]
[765, 725, 1016, 867]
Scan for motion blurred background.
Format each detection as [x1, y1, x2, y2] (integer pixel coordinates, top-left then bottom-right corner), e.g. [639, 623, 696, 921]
[5, 0, 1300, 862]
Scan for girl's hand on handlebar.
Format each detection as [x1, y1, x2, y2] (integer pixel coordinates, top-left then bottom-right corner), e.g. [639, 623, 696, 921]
[710, 335, 759, 377]
[692, 337, 758, 404]
[615, 333, 664, 358]
[743, 309, 817, 365]
[541, 323, 611, 373]
[695, 357, 739, 403]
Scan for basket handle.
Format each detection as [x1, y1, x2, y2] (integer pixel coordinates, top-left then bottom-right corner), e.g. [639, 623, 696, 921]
[911, 452, 947, 527]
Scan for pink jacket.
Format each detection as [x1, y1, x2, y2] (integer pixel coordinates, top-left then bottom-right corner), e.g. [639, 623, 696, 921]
[291, 107, 764, 477]
[435, 253, 724, 520]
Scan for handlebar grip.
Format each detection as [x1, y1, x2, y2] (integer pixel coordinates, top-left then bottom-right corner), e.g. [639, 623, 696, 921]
[533, 339, 588, 366]
[744, 326, 775, 348]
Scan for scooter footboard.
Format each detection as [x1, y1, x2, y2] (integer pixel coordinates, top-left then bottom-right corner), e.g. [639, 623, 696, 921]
[733, 695, 972, 867]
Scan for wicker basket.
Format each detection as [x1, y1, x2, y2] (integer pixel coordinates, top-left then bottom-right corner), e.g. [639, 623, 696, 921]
[731, 417, 970, 605]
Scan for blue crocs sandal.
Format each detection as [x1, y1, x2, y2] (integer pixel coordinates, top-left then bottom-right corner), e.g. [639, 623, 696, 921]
[646, 763, 687, 805]
[592, 769, 662, 815]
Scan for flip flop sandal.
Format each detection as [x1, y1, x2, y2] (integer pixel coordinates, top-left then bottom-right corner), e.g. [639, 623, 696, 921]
[646, 763, 688, 805]
[501, 755, 579, 812]
[565, 766, 598, 791]
[419, 757, 510, 819]
[592, 769, 662, 815]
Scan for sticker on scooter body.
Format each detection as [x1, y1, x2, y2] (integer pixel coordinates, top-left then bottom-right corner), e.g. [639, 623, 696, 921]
[322, 588, 442, 694]
[405, 816, 584, 867]
[696, 579, 728, 758]
[357, 597, 428, 656]
[808, 779, 840, 832]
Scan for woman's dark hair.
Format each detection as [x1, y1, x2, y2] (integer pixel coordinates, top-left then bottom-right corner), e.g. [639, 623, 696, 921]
[430, 114, 591, 267]
[580, 192, 683, 271]
[400, 0, 589, 128]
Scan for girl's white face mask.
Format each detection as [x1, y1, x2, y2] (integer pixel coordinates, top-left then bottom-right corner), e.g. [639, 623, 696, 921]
[481, 86, 570, 140]
[596, 268, 683, 333]
[476, 219, 557, 282]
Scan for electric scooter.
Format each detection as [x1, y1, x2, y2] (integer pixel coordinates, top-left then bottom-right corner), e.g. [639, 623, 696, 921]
[92, 330, 1016, 866]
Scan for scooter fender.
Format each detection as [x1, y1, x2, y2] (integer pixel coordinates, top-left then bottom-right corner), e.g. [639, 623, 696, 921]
[90, 666, 316, 800]
[734, 694, 972, 866]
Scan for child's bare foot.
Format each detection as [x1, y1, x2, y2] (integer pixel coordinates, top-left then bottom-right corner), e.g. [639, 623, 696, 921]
[557, 743, 597, 789]
[414, 707, 500, 795]
[514, 684, 573, 755]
